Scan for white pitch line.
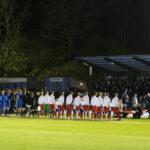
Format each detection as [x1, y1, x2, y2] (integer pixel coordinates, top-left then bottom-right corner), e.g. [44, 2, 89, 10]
[115, 121, 150, 125]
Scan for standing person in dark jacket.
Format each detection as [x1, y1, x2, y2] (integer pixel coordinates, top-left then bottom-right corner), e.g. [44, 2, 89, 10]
[27, 90, 31, 105]
[31, 92, 38, 117]
[26, 91, 36, 117]
[22, 89, 27, 116]
[34, 91, 40, 116]
[135, 104, 142, 119]
[10, 90, 16, 114]
[146, 93, 150, 119]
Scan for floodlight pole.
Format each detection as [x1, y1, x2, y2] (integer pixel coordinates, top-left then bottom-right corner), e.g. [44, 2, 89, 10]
[88, 66, 93, 89]
[89, 66, 93, 76]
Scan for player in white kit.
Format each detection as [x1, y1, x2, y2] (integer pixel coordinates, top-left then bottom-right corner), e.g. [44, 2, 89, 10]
[91, 92, 98, 119]
[96, 92, 103, 120]
[58, 92, 65, 118]
[83, 92, 90, 119]
[49, 91, 55, 118]
[74, 92, 81, 119]
[66, 91, 73, 119]
[103, 92, 111, 120]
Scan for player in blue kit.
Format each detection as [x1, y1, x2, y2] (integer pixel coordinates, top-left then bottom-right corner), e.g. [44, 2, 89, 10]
[5, 90, 11, 116]
[0, 90, 6, 116]
[16, 89, 22, 116]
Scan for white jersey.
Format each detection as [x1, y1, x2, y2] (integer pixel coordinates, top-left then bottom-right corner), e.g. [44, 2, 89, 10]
[91, 95, 97, 106]
[66, 95, 73, 105]
[43, 94, 50, 104]
[103, 96, 111, 107]
[83, 95, 89, 105]
[111, 97, 119, 107]
[58, 95, 64, 105]
[96, 96, 103, 107]
[55, 101, 59, 109]
[74, 96, 81, 106]
[38, 95, 44, 105]
[49, 94, 55, 104]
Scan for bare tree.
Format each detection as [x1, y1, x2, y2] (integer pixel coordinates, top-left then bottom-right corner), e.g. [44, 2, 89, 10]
[0, 0, 29, 76]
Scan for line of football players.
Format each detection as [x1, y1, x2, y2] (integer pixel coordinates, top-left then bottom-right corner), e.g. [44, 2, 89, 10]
[38, 91, 122, 120]
[0, 89, 122, 120]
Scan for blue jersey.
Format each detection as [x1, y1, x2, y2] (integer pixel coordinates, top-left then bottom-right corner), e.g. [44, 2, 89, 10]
[16, 93, 22, 108]
[0, 95, 1, 107]
[16, 93, 22, 102]
[5, 94, 11, 107]
[0, 95, 6, 108]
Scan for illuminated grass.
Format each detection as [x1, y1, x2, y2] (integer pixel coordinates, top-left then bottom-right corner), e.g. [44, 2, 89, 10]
[0, 117, 150, 150]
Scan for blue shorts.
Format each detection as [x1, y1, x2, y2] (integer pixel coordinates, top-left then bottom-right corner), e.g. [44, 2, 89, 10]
[56, 109, 59, 113]
[0, 106, 5, 112]
[73, 109, 76, 113]
[17, 102, 22, 108]
[6, 101, 10, 107]
[80, 109, 84, 113]
[0, 105, 5, 109]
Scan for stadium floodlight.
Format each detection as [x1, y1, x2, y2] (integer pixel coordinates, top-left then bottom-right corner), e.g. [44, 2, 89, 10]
[80, 82, 83, 86]
[83, 62, 89, 66]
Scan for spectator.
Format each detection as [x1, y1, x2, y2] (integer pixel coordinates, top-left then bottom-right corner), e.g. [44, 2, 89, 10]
[146, 93, 150, 119]
[132, 93, 138, 119]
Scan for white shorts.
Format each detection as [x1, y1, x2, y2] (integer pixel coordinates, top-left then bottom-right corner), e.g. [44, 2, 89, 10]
[38, 106, 41, 111]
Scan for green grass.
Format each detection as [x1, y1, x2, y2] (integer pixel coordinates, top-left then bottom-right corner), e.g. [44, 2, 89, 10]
[0, 117, 150, 150]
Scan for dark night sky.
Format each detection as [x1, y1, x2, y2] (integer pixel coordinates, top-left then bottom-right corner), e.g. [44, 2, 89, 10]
[102, 0, 150, 51]
[25, 0, 150, 55]
[1, 0, 150, 77]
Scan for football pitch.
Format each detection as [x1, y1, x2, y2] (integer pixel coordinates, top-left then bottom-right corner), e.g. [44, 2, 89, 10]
[0, 117, 150, 150]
